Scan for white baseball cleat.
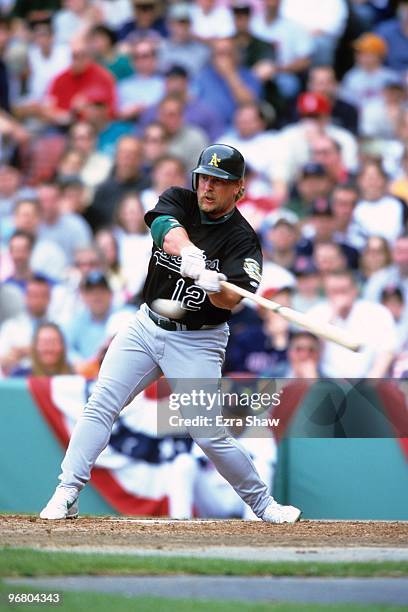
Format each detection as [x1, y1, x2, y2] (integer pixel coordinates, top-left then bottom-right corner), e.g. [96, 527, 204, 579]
[261, 497, 302, 524]
[40, 487, 79, 520]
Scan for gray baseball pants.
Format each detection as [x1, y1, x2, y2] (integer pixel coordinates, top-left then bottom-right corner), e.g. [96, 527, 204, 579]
[59, 304, 271, 518]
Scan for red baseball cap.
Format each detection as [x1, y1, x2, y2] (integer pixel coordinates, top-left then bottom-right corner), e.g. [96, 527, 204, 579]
[297, 92, 332, 116]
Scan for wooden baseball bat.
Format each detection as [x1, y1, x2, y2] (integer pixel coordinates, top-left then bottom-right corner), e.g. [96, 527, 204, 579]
[220, 280, 362, 352]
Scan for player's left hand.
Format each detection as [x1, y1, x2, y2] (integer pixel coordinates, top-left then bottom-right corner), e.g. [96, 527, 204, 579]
[196, 270, 227, 294]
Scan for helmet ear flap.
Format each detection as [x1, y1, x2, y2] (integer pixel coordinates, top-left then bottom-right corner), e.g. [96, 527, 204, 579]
[192, 172, 198, 191]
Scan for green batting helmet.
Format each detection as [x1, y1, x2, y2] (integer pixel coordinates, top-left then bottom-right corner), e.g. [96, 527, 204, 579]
[192, 144, 245, 190]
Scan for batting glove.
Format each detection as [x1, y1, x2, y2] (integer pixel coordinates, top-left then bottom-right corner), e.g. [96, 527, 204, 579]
[196, 270, 227, 294]
[180, 245, 206, 280]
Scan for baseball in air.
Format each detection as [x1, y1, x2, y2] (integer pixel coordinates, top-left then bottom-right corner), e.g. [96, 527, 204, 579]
[151, 299, 185, 320]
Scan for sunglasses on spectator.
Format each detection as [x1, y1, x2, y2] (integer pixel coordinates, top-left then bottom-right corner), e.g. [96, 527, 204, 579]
[134, 3, 155, 10]
[312, 148, 334, 155]
[232, 7, 251, 15]
[75, 259, 100, 267]
[144, 135, 164, 142]
[133, 51, 156, 58]
[291, 344, 318, 353]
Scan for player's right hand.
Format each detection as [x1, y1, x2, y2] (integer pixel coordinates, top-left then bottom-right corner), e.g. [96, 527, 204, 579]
[180, 245, 206, 280]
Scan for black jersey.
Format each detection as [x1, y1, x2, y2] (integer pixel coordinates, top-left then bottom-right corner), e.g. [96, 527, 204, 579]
[143, 187, 263, 327]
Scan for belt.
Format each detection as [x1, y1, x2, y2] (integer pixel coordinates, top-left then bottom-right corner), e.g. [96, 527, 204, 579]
[147, 307, 220, 331]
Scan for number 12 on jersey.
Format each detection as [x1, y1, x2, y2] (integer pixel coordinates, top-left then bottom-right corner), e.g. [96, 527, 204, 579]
[171, 278, 206, 311]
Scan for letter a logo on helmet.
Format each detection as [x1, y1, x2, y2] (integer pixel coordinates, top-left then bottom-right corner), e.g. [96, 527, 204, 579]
[208, 153, 221, 167]
[192, 144, 245, 190]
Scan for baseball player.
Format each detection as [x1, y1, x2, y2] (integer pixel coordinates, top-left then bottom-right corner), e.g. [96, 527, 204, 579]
[40, 144, 301, 523]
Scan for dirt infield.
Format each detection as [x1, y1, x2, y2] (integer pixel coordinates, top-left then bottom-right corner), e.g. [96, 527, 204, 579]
[1, 516, 407, 551]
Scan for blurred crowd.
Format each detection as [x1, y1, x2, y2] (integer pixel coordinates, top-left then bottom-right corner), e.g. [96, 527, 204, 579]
[1, 0, 408, 381]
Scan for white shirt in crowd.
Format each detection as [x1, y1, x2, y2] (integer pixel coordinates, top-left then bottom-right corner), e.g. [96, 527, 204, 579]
[308, 299, 397, 378]
[26, 44, 71, 102]
[190, 5, 235, 40]
[219, 130, 281, 181]
[250, 12, 313, 66]
[353, 195, 405, 244]
[280, 0, 348, 37]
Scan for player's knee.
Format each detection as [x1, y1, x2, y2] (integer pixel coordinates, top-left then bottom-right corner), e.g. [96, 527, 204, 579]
[193, 435, 228, 455]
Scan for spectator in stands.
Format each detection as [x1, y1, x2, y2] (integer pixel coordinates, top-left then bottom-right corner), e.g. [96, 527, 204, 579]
[37, 181, 92, 264]
[68, 121, 112, 191]
[230, 0, 282, 114]
[331, 182, 366, 251]
[352, 0, 396, 30]
[58, 177, 88, 215]
[140, 64, 223, 141]
[118, 34, 165, 121]
[359, 236, 393, 281]
[231, 1, 276, 69]
[112, 193, 152, 298]
[260, 213, 299, 271]
[266, 330, 322, 378]
[307, 65, 359, 135]
[53, 0, 101, 45]
[79, 92, 132, 159]
[88, 135, 150, 230]
[11, 198, 68, 281]
[140, 154, 187, 211]
[364, 233, 408, 302]
[64, 269, 115, 367]
[56, 148, 85, 183]
[0, 15, 11, 112]
[0, 109, 31, 167]
[390, 145, 408, 204]
[280, 0, 348, 65]
[224, 287, 292, 375]
[382, 108, 408, 179]
[117, 0, 167, 42]
[89, 0, 133, 33]
[313, 241, 348, 278]
[360, 77, 406, 140]
[159, 3, 210, 76]
[309, 270, 397, 377]
[354, 160, 406, 244]
[190, 0, 235, 40]
[0, 165, 26, 219]
[0, 274, 52, 375]
[276, 92, 358, 189]
[88, 24, 133, 81]
[340, 33, 399, 110]
[48, 244, 107, 327]
[0, 281, 24, 326]
[141, 121, 169, 175]
[94, 227, 128, 300]
[310, 134, 355, 185]
[3, 230, 37, 293]
[249, 0, 313, 98]
[11, 321, 74, 376]
[23, 15, 70, 104]
[380, 284, 408, 351]
[38, 35, 117, 127]
[156, 94, 208, 173]
[194, 36, 261, 133]
[376, 0, 408, 72]
[291, 257, 323, 313]
[298, 197, 360, 270]
[285, 162, 333, 219]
